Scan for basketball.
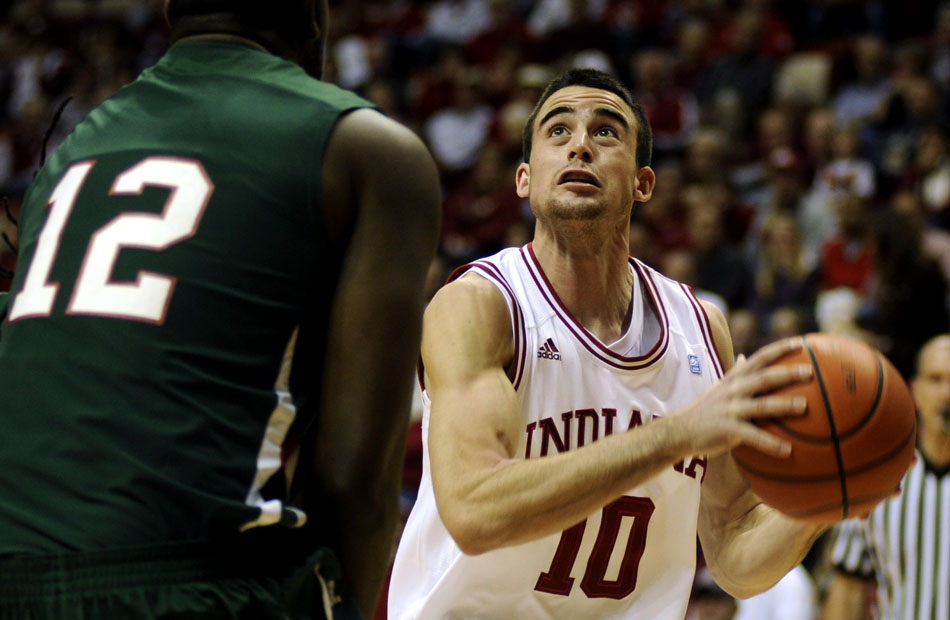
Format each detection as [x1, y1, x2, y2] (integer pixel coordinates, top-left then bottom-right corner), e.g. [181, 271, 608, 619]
[731, 333, 917, 524]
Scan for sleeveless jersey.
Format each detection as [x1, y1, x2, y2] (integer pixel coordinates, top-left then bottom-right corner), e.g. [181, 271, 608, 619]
[390, 244, 725, 620]
[0, 42, 372, 553]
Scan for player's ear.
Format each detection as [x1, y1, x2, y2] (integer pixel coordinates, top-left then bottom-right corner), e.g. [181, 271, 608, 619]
[516, 162, 530, 199]
[633, 166, 655, 203]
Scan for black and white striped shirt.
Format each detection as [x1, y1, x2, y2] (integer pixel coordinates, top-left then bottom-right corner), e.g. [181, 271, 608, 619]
[830, 451, 950, 619]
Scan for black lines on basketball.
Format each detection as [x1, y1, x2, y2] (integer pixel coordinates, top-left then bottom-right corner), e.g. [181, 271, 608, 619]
[805, 335, 850, 518]
[731, 334, 917, 524]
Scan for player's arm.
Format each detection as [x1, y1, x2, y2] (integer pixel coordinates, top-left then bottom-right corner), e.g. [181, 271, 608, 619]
[425, 274, 681, 554]
[425, 280, 811, 555]
[820, 572, 872, 620]
[696, 300, 827, 599]
[309, 108, 441, 616]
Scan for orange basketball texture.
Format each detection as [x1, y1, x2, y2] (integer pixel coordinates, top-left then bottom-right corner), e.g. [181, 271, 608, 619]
[731, 333, 917, 524]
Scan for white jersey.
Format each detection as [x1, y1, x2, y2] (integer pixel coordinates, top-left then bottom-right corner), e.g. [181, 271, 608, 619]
[390, 244, 725, 620]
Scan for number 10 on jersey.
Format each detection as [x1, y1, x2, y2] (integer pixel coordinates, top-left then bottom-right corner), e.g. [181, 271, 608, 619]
[536, 495, 654, 599]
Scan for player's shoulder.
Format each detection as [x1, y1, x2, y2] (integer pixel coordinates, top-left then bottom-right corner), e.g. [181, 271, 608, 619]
[423, 271, 515, 370]
[431, 270, 508, 317]
[330, 107, 429, 161]
[322, 107, 440, 228]
[435, 248, 523, 308]
[425, 268, 511, 338]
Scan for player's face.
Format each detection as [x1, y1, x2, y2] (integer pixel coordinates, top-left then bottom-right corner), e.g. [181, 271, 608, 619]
[912, 342, 950, 436]
[516, 86, 654, 223]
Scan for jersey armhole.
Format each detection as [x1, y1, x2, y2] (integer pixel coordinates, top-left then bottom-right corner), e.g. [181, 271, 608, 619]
[417, 261, 526, 393]
[677, 281, 726, 379]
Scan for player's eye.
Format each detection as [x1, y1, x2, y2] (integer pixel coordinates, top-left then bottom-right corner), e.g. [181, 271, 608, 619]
[595, 126, 619, 138]
[549, 125, 568, 137]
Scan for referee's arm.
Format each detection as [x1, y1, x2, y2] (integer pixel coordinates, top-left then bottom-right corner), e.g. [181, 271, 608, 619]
[820, 520, 875, 620]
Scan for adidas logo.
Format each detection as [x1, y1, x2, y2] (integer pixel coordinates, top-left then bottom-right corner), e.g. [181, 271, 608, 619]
[538, 338, 561, 361]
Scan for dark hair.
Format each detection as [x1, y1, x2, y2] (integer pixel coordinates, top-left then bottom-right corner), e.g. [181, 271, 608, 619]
[522, 68, 653, 168]
[166, 0, 318, 54]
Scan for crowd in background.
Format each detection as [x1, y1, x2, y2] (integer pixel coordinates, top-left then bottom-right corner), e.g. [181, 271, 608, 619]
[3, 0, 950, 617]
[4, 0, 950, 379]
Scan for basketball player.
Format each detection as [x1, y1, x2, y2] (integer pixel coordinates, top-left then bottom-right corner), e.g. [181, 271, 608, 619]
[389, 68, 825, 619]
[0, 1, 440, 618]
[822, 333, 950, 620]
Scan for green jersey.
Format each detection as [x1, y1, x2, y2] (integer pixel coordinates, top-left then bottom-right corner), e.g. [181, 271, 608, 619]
[0, 42, 372, 553]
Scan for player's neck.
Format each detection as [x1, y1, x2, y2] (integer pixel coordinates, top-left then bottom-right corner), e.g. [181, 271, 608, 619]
[531, 231, 633, 343]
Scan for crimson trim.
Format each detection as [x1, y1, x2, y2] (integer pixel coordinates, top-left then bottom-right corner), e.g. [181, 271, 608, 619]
[520, 243, 669, 370]
[442, 260, 528, 390]
[679, 283, 724, 379]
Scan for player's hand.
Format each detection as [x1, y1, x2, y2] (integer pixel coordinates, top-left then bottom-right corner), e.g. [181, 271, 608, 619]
[674, 336, 812, 458]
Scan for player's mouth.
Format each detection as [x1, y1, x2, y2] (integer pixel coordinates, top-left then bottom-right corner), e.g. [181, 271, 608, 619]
[558, 170, 601, 188]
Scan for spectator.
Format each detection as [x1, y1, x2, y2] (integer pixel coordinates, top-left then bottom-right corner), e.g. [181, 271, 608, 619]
[684, 126, 733, 185]
[892, 188, 950, 290]
[660, 248, 729, 317]
[800, 125, 877, 260]
[818, 193, 874, 294]
[423, 66, 494, 183]
[764, 305, 811, 344]
[858, 207, 950, 379]
[631, 48, 699, 160]
[929, 1, 950, 93]
[696, 7, 776, 139]
[686, 194, 755, 311]
[730, 308, 760, 355]
[671, 17, 714, 92]
[440, 144, 524, 267]
[743, 146, 808, 259]
[733, 106, 798, 209]
[868, 75, 943, 184]
[800, 106, 836, 178]
[639, 162, 691, 257]
[466, 0, 537, 66]
[831, 34, 892, 130]
[899, 124, 950, 229]
[752, 212, 819, 328]
[424, 0, 494, 47]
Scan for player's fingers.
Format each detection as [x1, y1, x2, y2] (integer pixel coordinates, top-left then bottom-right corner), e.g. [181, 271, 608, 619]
[734, 425, 792, 458]
[744, 336, 804, 370]
[723, 363, 811, 399]
[736, 394, 808, 419]
[750, 363, 813, 395]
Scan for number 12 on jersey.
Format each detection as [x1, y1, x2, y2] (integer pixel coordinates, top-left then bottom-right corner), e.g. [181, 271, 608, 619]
[9, 157, 212, 324]
[536, 495, 654, 599]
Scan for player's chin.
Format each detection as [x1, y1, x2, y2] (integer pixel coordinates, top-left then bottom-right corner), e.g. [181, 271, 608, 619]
[547, 199, 608, 221]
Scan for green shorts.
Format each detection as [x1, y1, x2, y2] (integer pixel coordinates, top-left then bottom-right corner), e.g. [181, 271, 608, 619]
[0, 537, 360, 620]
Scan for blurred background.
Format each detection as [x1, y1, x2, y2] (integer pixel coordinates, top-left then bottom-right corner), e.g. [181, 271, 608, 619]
[2, 1, 948, 618]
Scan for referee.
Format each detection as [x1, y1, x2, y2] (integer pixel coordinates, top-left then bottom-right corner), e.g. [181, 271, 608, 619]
[822, 334, 950, 620]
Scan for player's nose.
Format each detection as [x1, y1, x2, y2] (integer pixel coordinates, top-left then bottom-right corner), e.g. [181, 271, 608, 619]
[568, 133, 593, 162]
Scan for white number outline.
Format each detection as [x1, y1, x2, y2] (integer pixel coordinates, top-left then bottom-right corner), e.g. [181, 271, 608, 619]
[9, 156, 213, 325]
[8, 161, 95, 322]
